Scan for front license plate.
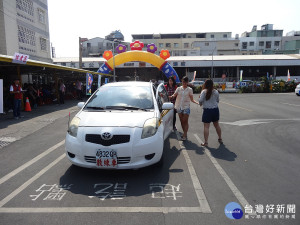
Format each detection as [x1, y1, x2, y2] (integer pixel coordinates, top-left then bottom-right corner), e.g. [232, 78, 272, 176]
[96, 149, 117, 168]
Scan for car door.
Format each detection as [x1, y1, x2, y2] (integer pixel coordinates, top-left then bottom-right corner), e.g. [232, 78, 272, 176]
[156, 83, 173, 140]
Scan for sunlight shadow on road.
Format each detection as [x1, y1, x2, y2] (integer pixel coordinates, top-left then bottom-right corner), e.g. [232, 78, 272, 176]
[206, 144, 237, 162]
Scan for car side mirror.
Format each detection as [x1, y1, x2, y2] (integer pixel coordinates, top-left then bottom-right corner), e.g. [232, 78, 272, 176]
[77, 102, 85, 109]
[162, 102, 174, 110]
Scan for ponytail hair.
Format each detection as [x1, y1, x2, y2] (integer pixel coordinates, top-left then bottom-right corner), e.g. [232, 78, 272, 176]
[203, 79, 214, 101]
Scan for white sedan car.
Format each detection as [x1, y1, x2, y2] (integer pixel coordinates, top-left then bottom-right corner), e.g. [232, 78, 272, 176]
[65, 81, 174, 169]
[295, 84, 300, 96]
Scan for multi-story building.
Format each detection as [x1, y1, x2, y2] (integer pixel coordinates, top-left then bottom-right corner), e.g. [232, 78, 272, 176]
[132, 32, 240, 56]
[82, 30, 130, 57]
[0, 0, 51, 62]
[239, 24, 283, 55]
[281, 31, 300, 54]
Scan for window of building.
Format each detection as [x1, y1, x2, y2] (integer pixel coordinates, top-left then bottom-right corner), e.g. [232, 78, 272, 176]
[166, 43, 171, 47]
[61, 62, 66, 66]
[188, 36, 192, 38]
[205, 42, 209, 46]
[174, 43, 179, 48]
[249, 42, 254, 46]
[223, 34, 227, 38]
[173, 62, 178, 66]
[18, 25, 36, 46]
[274, 31, 281, 37]
[181, 62, 185, 66]
[235, 43, 239, 47]
[16, 0, 34, 16]
[274, 41, 280, 46]
[87, 43, 91, 48]
[259, 41, 264, 46]
[40, 37, 47, 51]
[242, 42, 247, 49]
[38, 8, 45, 24]
[266, 41, 271, 48]
[159, 43, 163, 48]
[211, 35, 215, 38]
[261, 31, 267, 37]
[184, 43, 189, 48]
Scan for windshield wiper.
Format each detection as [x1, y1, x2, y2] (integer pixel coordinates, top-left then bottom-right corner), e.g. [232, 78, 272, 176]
[105, 106, 149, 111]
[85, 106, 105, 110]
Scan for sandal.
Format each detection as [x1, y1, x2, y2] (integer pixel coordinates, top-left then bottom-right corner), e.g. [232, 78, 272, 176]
[181, 136, 187, 141]
[218, 139, 223, 144]
[201, 142, 208, 147]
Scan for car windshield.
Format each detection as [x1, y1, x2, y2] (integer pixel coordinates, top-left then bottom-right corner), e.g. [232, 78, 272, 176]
[84, 85, 154, 110]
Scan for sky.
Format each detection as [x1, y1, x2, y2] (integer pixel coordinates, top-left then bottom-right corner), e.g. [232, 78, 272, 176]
[48, 0, 300, 58]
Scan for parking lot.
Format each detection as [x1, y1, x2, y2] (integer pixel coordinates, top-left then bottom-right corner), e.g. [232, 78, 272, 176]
[0, 93, 299, 225]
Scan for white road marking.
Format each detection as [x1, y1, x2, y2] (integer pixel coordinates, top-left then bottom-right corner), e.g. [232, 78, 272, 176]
[274, 93, 295, 95]
[220, 118, 300, 126]
[175, 131, 212, 213]
[0, 207, 201, 213]
[220, 101, 253, 112]
[0, 140, 65, 185]
[194, 134, 255, 215]
[0, 137, 16, 143]
[220, 120, 270, 126]
[281, 102, 300, 107]
[0, 154, 65, 207]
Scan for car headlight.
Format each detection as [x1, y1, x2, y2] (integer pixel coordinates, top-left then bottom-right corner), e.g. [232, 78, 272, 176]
[68, 117, 80, 137]
[141, 118, 159, 139]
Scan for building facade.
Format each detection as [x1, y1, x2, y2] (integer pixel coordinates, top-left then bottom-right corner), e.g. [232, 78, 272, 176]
[82, 31, 130, 57]
[240, 27, 300, 55]
[132, 32, 240, 56]
[0, 0, 51, 62]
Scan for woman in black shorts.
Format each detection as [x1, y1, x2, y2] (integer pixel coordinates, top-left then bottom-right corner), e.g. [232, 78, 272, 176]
[199, 79, 222, 146]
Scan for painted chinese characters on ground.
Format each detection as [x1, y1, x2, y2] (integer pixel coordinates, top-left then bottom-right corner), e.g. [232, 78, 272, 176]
[88, 183, 127, 200]
[30, 184, 73, 201]
[150, 183, 182, 200]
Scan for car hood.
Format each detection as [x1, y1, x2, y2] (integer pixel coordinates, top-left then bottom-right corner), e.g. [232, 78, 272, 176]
[78, 110, 156, 128]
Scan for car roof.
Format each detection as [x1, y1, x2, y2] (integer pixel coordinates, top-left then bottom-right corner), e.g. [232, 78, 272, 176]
[103, 81, 151, 87]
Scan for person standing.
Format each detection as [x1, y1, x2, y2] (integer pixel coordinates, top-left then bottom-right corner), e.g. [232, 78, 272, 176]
[199, 79, 222, 146]
[10, 79, 23, 119]
[76, 80, 83, 100]
[58, 80, 66, 104]
[170, 76, 199, 141]
[165, 76, 178, 131]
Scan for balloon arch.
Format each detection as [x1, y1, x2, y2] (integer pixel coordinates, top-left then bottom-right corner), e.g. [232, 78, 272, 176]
[97, 41, 180, 83]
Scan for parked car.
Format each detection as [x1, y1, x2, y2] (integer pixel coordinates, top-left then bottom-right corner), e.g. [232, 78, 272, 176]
[235, 80, 253, 88]
[295, 84, 300, 96]
[190, 81, 204, 87]
[65, 81, 174, 169]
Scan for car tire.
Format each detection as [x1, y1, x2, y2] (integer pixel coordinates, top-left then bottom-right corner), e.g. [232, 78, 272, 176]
[296, 93, 300, 96]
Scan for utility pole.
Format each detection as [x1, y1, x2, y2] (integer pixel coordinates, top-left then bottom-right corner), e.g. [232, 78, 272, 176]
[112, 39, 118, 82]
[113, 40, 116, 82]
[211, 46, 217, 80]
[79, 37, 82, 69]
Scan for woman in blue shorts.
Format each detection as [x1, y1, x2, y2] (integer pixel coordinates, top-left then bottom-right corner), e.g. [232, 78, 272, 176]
[199, 79, 223, 146]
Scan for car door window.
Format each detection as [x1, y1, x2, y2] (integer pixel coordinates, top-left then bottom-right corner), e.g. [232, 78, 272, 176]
[156, 84, 169, 112]
[157, 84, 169, 103]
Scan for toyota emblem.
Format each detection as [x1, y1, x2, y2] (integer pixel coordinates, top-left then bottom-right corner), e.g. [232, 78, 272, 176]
[101, 132, 113, 140]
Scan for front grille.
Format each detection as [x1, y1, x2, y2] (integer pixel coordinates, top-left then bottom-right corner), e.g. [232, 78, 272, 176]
[84, 156, 131, 164]
[85, 134, 130, 146]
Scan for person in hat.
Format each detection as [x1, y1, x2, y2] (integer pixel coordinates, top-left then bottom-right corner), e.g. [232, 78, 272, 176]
[10, 79, 24, 119]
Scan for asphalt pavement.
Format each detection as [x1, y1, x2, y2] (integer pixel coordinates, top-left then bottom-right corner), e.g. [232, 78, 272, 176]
[0, 93, 299, 225]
